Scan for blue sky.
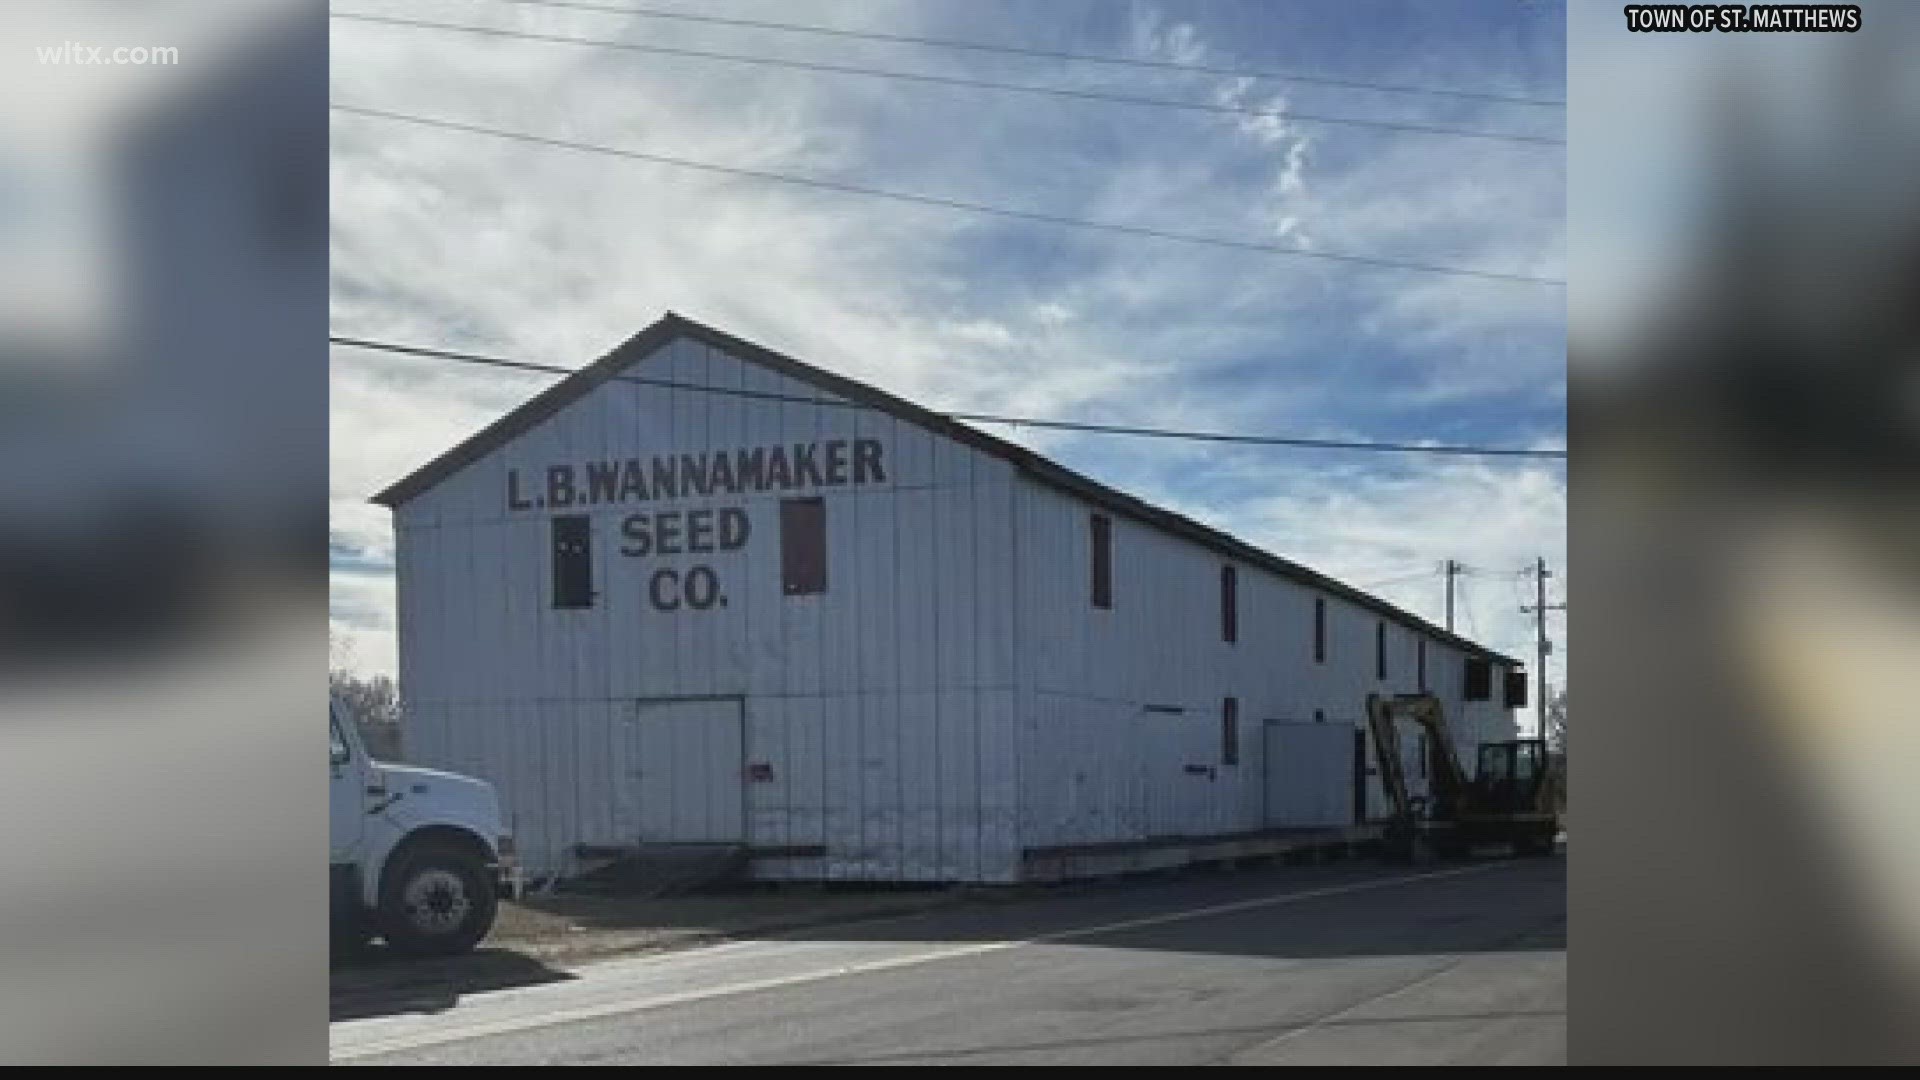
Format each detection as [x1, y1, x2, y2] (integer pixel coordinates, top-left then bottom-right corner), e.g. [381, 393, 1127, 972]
[329, 0, 1566, 694]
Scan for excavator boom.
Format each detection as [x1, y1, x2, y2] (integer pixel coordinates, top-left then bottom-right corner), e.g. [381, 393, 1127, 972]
[1364, 692, 1559, 858]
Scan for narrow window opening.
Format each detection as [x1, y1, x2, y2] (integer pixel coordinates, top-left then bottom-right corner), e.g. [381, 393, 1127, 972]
[1220, 565, 1237, 643]
[551, 514, 593, 609]
[1464, 657, 1493, 701]
[780, 497, 828, 595]
[1090, 513, 1112, 609]
[1222, 696, 1240, 766]
[1313, 597, 1327, 663]
[1504, 669, 1530, 709]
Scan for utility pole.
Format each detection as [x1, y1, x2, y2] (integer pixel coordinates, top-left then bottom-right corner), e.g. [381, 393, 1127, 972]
[1444, 559, 1459, 632]
[1520, 557, 1566, 739]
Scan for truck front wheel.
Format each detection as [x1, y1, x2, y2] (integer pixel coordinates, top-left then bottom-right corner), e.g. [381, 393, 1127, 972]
[377, 840, 498, 956]
[1515, 825, 1559, 858]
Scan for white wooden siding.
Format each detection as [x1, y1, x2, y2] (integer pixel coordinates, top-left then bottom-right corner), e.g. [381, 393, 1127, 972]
[1010, 477, 1518, 852]
[393, 330, 1519, 882]
[399, 336, 1023, 880]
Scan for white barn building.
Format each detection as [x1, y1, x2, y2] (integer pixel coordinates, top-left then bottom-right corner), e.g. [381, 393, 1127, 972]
[376, 314, 1525, 883]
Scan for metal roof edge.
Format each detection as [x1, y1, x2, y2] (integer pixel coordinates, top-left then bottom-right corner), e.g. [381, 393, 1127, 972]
[369, 314, 692, 507]
[367, 313, 1523, 666]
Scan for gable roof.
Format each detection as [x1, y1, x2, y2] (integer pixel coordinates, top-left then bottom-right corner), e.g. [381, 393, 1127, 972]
[373, 313, 1521, 665]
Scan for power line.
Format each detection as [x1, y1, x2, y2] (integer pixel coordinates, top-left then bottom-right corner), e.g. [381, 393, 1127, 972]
[330, 334, 1570, 459]
[1358, 569, 1441, 590]
[331, 104, 1565, 287]
[478, 0, 1567, 108]
[1510, 568, 1552, 620]
[332, 11, 1561, 148]
[1457, 563, 1533, 577]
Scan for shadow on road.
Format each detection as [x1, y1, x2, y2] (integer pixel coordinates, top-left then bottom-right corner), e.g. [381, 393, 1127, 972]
[330, 945, 575, 1022]
[330, 856, 1564, 1023]
[737, 856, 1567, 963]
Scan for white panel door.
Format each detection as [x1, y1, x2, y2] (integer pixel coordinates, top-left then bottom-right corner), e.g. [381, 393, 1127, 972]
[625, 697, 745, 842]
[1263, 721, 1354, 828]
[1142, 707, 1216, 838]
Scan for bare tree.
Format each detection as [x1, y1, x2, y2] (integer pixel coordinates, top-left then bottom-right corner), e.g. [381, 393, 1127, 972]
[329, 668, 402, 759]
[1546, 688, 1568, 753]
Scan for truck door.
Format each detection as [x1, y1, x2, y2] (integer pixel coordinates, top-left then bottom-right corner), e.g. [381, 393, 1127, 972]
[329, 705, 365, 864]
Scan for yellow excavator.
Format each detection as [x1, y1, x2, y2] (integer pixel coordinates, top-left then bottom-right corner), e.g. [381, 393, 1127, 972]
[1365, 692, 1561, 860]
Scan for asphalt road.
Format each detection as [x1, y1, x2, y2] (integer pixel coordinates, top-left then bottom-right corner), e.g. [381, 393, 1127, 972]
[332, 856, 1565, 1066]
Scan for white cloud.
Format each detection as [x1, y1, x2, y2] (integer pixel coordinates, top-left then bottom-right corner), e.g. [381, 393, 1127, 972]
[329, 569, 397, 676]
[329, 2, 1564, 685]
[1142, 453, 1567, 689]
[1129, 7, 1210, 67]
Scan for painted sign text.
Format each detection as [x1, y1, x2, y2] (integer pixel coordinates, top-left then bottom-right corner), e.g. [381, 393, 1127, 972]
[509, 441, 883, 613]
[507, 438, 886, 511]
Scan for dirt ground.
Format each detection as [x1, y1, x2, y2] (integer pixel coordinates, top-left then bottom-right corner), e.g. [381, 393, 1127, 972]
[330, 886, 961, 1021]
[488, 887, 958, 964]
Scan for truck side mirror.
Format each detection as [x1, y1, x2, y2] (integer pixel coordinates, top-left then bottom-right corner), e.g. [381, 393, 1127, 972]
[329, 716, 353, 772]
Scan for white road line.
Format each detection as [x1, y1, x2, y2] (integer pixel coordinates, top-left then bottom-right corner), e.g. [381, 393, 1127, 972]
[331, 862, 1500, 1062]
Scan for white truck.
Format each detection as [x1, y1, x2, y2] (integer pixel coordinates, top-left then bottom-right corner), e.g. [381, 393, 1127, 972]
[329, 696, 514, 955]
